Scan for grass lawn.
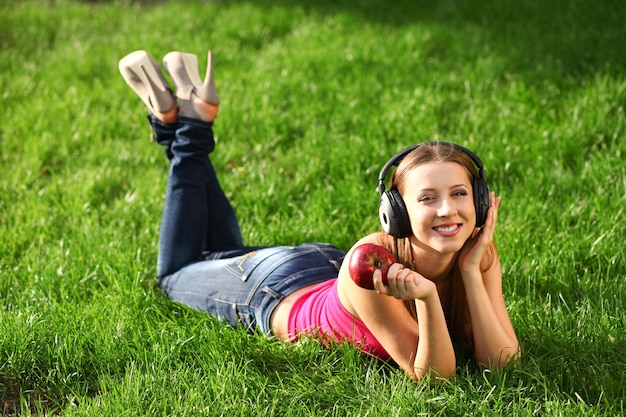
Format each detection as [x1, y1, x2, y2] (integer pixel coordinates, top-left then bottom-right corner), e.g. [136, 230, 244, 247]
[1, 0, 625, 415]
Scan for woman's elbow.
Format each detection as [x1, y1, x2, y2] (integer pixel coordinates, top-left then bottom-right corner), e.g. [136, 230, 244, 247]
[482, 344, 521, 370]
[409, 362, 456, 383]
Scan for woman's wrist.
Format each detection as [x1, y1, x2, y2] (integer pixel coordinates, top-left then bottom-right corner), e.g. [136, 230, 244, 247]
[414, 279, 438, 301]
[460, 268, 482, 285]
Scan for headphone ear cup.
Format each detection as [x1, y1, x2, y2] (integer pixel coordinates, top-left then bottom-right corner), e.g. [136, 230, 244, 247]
[379, 189, 412, 238]
[473, 177, 490, 227]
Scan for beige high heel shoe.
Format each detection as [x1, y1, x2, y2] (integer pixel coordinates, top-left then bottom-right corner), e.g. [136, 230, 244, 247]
[162, 51, 220, 121]
[118, 50, 176, 122]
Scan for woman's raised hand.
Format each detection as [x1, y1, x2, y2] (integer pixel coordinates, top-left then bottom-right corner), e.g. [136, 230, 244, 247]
[459, 192, 501, 275]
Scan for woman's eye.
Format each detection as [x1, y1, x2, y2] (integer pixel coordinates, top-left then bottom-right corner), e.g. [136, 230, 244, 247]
[418, 196, 433, 203]
[453, 190, 468, 197]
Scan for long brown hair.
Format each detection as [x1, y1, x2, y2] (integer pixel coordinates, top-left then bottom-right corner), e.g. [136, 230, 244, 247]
[378, 142, 484, 355]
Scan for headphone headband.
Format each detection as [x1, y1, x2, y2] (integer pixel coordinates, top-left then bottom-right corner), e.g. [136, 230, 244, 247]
[378, 141, 486, 195]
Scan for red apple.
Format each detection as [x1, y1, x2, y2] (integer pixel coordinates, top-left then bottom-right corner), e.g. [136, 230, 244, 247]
[348, 243, 396, 290]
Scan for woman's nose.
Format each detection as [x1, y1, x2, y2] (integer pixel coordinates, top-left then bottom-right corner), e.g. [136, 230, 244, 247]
[437, 198, 457, 217]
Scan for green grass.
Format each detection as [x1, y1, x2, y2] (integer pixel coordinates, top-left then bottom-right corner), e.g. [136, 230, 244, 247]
[1, 0, 625, 415]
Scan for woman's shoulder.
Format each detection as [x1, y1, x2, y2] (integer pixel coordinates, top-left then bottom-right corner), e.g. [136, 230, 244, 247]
[337, 232, 405, 313]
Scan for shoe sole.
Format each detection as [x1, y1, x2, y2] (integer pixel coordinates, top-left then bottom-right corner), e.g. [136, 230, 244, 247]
[119, 50, 174, 113]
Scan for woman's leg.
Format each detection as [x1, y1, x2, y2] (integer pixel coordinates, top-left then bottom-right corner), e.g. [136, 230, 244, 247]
[138, 49, 244, 278]
[147, 114, 176, 160]
[156, 116, 244, 279]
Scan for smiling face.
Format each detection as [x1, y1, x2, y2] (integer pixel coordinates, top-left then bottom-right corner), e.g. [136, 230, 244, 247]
[399, 161, 476, 256]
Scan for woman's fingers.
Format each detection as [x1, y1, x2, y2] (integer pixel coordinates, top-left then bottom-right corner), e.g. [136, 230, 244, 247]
[375, 264, 435, 300]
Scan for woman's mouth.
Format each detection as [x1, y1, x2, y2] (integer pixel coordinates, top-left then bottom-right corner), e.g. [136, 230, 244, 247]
[433, 223, 462, 236]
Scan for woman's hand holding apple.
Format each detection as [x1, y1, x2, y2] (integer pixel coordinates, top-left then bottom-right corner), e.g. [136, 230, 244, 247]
[373, 263, 437, 301]
[348, 243, 436, 301]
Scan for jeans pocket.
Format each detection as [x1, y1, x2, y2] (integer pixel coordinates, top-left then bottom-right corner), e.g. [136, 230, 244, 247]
[222, 247, 287, 282]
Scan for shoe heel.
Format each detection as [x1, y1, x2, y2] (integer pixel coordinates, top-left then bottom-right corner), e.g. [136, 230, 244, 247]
[199, 51, 220, 105]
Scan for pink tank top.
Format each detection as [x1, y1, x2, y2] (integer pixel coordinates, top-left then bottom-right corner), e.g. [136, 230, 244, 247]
[287, 279, 391, 360]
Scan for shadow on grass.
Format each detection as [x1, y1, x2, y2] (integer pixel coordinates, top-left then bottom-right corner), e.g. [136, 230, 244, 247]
[225, 0, 625, 77]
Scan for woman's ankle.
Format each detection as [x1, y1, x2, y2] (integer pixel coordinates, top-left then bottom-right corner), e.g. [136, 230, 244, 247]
[157, 105, 178, 123]
[191, 93, 219, 122]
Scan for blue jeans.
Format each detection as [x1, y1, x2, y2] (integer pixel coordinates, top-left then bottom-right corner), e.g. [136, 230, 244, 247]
[150, 115, 345, 333]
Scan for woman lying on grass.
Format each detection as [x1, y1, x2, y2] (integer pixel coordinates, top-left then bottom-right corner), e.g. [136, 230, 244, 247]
[119, 49, 519, 382]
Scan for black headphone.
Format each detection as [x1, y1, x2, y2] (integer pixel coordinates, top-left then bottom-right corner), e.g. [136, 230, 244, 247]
[378, 142, 490, 238]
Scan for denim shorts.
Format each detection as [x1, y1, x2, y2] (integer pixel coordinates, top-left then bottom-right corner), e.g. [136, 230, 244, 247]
[158, 242, 345, 333]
